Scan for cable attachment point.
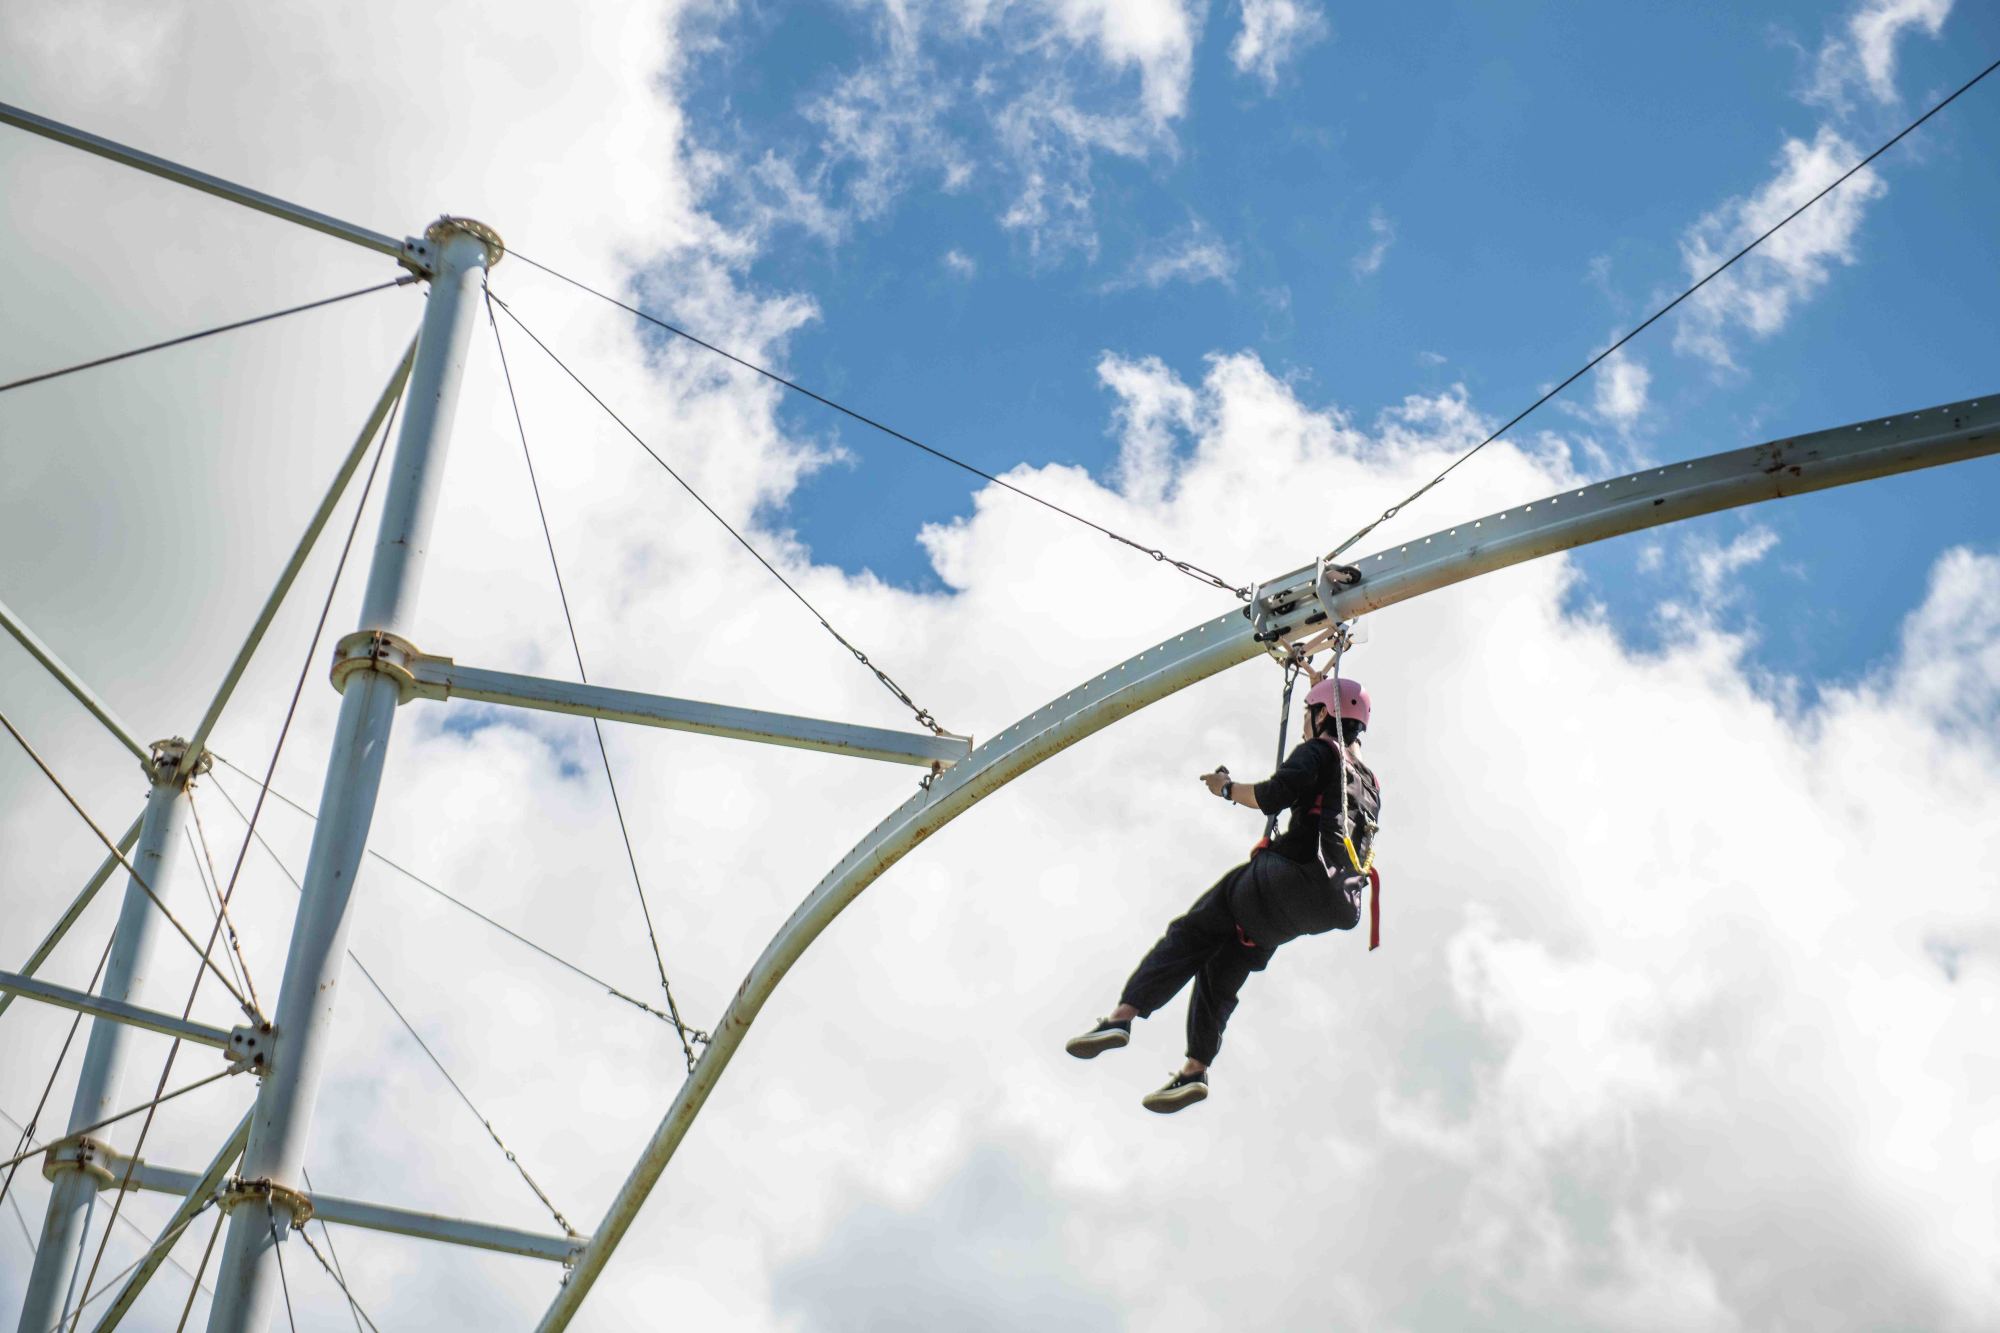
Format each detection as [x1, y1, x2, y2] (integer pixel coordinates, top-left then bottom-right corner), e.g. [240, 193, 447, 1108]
[221, 1176, 315, 1228]
[145, 736, 211, 785]
[330, 629, 425, 702]
[226, 1021, 272, 1074]
[40, 1136, 117, 1189]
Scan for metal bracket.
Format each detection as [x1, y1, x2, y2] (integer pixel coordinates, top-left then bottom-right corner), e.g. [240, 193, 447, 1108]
[330, 629, 426, 703]
[146, 736, 211, 785]
[41, 1136, 116, 1189]
[220, 1176, 314, 1228]
[227, 1022, 272, 1074]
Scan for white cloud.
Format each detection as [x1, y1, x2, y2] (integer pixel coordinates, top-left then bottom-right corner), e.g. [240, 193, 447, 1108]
[1351, 206, 1396, 278]
[1591, 351, 1651, 427]
[1103, 217, 1239, 292]
[707, 1, 1205, 260]
[1808, 0, 1953, 108]
[942, 247, 978, 278]
[1231, 0, 1329, 90]
[4, 5, 1998, 1332]
[1672, 127, 1886, 369]
[1096, 351, 1200, 503]
[1671, 0, 1950, 368]
[1683, 523, 1781, 608]
[1045, 0, 1203, 129]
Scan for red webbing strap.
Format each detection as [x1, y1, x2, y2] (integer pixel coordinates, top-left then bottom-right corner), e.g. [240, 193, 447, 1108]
[1367, 867, 1382, 950]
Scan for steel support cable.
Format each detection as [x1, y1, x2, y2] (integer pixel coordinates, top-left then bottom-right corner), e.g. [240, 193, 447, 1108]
[300, 1167, 369, 1333]
[206, 781, 580, 1239]
[0, 1067, 241, 1177]
[66, 365, 408, 1326]
[485, 290, 701, 1070]
[0, 932, 115, 1215]
[183, 824, 248, 1000]
[0, 277, 416, 397]
[0, 712, 254, 1016]
[503, 249, 1247, 598]
[486, 291, 958, 744]
[268, 1215, 299, 1333]
[293, 1214, 382, 1333]
[172, 1210, 225, 1333]
[1319, 51, 2000, 564]
[203, 757, 683, 1028]
[184, 791, 260, 1013]
[0, 1103, 218, 1301]
[33, 1199, 216, 1333]
[7, 1188, 34, 1256]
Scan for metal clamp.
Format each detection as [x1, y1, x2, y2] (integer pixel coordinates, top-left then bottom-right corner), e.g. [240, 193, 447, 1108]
[221, 1176, 314, 1228]
[1313, 556, 1362, 619]
[330, 629, 425, 703]
[41, 1136, 116, 1189]
[146, 736, 211, 784]
[227, 1022, 272, 1073]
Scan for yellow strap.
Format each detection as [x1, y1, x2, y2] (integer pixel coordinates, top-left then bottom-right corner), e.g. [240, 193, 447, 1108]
[1342, 834, 1374, 874]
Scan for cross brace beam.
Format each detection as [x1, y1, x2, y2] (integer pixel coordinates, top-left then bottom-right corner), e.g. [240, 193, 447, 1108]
[0, 970, 235, 1050]
[103, 1155, 585, 1263]
[338, 642, 973, 769]
[0, 100, 411, 262]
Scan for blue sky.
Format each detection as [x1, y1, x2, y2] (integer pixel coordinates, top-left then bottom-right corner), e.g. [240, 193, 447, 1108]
[600, 0, 2000, 683]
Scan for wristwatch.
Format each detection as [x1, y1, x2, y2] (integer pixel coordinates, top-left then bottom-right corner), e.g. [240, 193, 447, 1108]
[1220, 780, 1234, 801]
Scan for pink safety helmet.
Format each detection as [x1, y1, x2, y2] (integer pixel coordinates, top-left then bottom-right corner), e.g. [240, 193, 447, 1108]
[1305, 675, 1370, 729]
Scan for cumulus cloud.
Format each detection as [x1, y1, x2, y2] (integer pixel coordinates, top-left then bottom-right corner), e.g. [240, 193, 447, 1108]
[1102, 218, 1239, 292]
[942, 247, 978, 278]
[706, 0, 1205, 260]
[1352, 206, 1395, 278]
[1230, 0, 1330, 90]
[1591, 350, 1651, 428]
[1672, 127, 1886, 369]
[1669, 0, 1951, 368]
[1807, 0, 1953, 109]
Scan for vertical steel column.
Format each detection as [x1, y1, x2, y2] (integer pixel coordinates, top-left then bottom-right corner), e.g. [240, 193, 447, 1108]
[202, 220, 498, 1333]
[17, 742, 196, 1333]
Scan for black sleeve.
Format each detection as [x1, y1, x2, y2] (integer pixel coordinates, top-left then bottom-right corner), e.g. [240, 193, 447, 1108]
[1252, 741, 1333, 816]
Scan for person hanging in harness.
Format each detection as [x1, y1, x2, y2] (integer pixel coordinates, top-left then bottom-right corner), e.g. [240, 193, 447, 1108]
[1065, 675, 1382, 1113]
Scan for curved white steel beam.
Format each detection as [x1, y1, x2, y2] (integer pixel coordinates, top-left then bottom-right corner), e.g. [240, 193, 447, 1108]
[539, 391, 1999, 1328]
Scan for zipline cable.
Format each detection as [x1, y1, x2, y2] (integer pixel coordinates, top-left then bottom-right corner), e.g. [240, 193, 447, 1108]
[0, 277, 416, 397]
[205, 756, 686, 1029]
[486, 289, 701, 1070]
[487, 290, 956, 741]
[503, 250, 1248, 599]
[1319, 51, 2000, 564]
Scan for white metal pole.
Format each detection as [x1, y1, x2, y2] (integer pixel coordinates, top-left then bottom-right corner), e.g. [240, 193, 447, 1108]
[17, 741, 195, 1333]
[203, 220, 498, 1333]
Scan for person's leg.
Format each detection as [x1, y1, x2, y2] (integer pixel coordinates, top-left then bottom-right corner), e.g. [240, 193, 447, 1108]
[1115, 870, 1239, 1021]
[1183, 935, 1274, 1071]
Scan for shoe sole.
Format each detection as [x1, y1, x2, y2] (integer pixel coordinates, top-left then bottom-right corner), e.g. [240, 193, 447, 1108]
[1065, 1031, 1130, 1059]
[1141, 1084, 1208, 1114]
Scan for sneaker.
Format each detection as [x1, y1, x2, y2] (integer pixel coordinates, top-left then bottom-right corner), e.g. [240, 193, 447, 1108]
[1064, 1018, 1132, 1059]
[1140, 1069, 1209, 1114]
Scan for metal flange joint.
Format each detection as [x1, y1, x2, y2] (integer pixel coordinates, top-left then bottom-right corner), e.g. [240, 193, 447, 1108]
[329, 629, 428, 703]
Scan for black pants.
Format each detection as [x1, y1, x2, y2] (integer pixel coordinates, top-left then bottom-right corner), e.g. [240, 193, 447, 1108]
[1117, 863, 1278, 1067]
